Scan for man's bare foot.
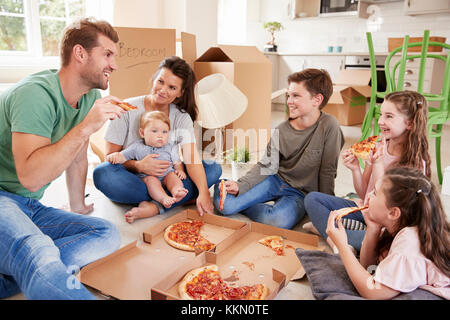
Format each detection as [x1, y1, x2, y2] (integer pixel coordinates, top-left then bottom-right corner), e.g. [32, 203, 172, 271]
[125, 201, 159, 223]
[171, 187, 189, 203]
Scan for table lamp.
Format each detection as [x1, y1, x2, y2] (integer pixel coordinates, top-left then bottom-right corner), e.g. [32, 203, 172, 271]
[196, 73, 248, 161]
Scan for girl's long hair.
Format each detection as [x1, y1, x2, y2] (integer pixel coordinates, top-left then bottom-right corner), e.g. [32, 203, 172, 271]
[384, 91, 431, 178]
[377, 167, 450, 277]
[153, 56, 198, 121]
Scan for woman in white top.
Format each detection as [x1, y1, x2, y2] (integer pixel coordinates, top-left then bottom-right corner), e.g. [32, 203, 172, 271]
[93, 56, 221, 222]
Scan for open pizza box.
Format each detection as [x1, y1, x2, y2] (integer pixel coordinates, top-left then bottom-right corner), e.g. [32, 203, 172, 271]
[151, 221, 320, 300]
[79, 209, 246, 300]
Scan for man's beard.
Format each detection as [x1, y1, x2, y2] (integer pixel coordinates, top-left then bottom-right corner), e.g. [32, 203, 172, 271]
[81, 59, 108, 90]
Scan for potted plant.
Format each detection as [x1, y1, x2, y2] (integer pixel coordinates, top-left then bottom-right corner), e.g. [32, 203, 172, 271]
[226, 147, 252, 181]
[263, 21, 284, 52]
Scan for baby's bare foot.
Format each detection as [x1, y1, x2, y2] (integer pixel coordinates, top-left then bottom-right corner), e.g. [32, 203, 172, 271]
[125, 202, 159, 223]
[161, 196, 176, 208]
[172, 187, 189, 202]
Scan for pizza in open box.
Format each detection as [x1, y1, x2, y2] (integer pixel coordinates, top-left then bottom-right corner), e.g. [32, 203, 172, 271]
[164, 220, 215, 252]
[178, 264, 269, 300]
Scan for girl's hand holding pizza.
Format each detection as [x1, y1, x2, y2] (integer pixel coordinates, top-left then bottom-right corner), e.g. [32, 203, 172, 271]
[326, 210, 349, 250]
[369, 136, 386, 165]
[342, 149, 360, 172]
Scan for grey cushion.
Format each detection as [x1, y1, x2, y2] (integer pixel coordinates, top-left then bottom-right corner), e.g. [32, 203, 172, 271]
[295, 248, 444, 300]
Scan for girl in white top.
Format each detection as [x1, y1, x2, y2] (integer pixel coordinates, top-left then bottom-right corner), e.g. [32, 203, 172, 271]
[305, 91, 432, 251]
[344, 90, 431, 205]
[326, 166, 450, 300]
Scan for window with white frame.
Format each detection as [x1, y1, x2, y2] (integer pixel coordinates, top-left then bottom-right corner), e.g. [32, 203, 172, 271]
[0, 0, 86, 57]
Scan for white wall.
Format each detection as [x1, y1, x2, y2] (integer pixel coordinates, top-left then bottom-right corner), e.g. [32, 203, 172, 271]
[237, 1, 450, 53]
[113, 0, 218, 56]
[185, 0, 218, 56]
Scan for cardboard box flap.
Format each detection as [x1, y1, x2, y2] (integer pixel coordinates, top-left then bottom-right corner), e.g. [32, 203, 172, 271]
[328, 85, 347, 104]
[196, 47, 232, 62]
[351, 85, 372, 98]
[335, 69, 371, 86]
[218, 45, 271, 64]
[180, 32, 196, 68]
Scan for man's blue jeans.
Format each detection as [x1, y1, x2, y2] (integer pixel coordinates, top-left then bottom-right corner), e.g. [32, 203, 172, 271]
[93, 160, 222, 213]
[0, 190, 121, 299]
[304, 191, 365, 251]
[213, 174, 305, 229]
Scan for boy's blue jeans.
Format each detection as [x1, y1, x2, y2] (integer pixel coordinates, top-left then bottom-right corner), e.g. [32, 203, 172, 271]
[93, 160, 222, 213]
[213, 174, 305, 229]
[304, 191, 366, 251]
[0, 190, 121, 299]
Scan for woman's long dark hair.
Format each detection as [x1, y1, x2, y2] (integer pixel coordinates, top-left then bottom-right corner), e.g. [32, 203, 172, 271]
[377, 167, 450, 277]
[153, 56, 198, 121]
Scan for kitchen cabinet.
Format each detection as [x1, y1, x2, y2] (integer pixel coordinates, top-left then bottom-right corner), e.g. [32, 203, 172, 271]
[389, 55, 446, 107]
[404, 0, 450, 15]
[268, 54, 345, 103]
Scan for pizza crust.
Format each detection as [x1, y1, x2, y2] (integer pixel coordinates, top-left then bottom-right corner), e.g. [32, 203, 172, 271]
[219, 180, 227, 211]
[178, 265, 219, 300]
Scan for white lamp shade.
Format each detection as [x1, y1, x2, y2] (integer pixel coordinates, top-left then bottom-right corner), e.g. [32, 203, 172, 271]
[196, 73, 248, 129]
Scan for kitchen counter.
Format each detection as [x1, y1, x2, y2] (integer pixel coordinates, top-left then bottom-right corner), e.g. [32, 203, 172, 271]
[263, 51, 389, 56]
[264, 51, 448, 56]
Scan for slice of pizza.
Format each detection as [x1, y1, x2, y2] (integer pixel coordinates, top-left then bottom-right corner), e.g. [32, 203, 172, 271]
[164, 220, 215, 252]
[350, 135, 379, 160]
[335, 205, 369, 222]
[112, 100, 138, 111]
[258, 235, 284, 256]
[194, 235, 216, 252]
[218, 180, 227, 211]
[178, 264, 269, 300]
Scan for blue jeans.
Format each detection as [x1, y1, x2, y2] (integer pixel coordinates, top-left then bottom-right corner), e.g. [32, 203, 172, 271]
[213, 174, 305, 229]
[93, 160, 222, 213]
[0, 190, 121, 299]
[304, 191, 366, 251]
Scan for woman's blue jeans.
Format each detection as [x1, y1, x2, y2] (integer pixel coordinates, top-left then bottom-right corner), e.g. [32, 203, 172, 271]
[304, 191, 365, 251]
[0, 190, 121, 299]
[213, 174, 305, 229]
[93, 160, 222, 213]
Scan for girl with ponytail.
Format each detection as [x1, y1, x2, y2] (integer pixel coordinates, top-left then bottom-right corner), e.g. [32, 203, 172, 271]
[326, 167, 449, 299]
[305, 90, 432, 252]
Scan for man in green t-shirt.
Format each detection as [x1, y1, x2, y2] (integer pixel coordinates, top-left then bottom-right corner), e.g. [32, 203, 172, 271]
[0, 18, 127, 299]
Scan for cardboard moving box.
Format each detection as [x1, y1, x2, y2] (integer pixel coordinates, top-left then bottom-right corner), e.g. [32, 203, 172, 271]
[151, 221, 320, 300]
[89, 28, 197, 162]
[323, 69, 372, 126]
[194, 45, 272, 154]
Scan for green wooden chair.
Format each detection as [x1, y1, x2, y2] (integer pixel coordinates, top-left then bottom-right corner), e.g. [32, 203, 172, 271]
[362, 30, 450, 183]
